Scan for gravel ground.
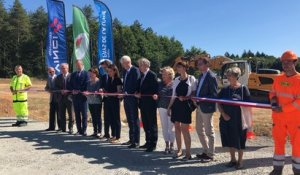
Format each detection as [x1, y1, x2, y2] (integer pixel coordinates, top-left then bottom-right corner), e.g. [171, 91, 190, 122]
[0, 117, 294, 175]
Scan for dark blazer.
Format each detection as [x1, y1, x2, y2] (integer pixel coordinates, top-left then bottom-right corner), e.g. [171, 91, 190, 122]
[138, 70, 159, 107]
[123, 66, 140, 94]
[55, 73, 72, 101]
[45, 76, 57, 102]
[100, 73, 109, 89]
[68, 70, 89, 100]
[197, 70, 218, 113]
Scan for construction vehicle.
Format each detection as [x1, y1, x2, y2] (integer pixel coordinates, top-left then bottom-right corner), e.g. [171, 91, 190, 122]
[173, 54, 280, 102]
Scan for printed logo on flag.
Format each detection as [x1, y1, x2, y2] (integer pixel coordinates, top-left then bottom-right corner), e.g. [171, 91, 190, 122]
[75, 33, 89, 60]
[50, 17, 62, 33]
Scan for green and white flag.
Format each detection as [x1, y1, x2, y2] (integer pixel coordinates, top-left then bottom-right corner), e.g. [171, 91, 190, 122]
[72, 6, 91, 71]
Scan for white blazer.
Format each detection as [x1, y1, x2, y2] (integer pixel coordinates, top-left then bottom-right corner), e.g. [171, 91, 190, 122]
[171, 75, 197, 100]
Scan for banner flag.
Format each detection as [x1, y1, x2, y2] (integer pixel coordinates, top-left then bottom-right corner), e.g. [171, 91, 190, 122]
[94, 0, 114, 74]
[46, 0, 67, 74]
[72, 6, 91, 71]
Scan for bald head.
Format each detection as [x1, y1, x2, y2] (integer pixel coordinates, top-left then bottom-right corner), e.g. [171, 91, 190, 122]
[76, 60, 84, 71]
[48, 67, 55, 76]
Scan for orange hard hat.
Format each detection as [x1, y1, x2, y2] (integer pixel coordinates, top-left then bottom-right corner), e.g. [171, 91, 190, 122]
[281, 50, 298, 61]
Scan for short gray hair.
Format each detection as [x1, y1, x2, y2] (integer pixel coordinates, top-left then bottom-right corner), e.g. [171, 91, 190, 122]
[120, 55, 131, 64]
[137, 58, 151, 68]
[160, 66, 175, 80]
[60, 63, 69, 68]
[226, 67, 241, 78]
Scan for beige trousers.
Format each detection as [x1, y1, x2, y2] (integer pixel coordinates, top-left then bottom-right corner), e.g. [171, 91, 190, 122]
[196, 106, 215, 157]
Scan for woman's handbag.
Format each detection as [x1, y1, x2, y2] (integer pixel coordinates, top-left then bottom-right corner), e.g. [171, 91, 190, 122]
[188, 99, 197, 112]
[240, 85, 253, 129]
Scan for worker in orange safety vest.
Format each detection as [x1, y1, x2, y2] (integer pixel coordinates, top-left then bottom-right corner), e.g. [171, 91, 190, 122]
[269, 50, 300, 175]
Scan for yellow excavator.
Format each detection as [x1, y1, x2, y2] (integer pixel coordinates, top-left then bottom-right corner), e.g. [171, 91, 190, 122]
[173, 54, 280, 102]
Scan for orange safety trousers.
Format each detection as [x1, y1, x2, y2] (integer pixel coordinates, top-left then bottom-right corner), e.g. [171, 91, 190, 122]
[272, 114, 300, 157]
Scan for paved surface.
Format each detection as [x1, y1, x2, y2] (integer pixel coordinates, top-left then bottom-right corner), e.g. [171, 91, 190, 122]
[0, 117, 294, 175]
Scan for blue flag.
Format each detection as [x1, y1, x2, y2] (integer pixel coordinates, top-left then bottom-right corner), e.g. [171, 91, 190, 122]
[94, 0, 114, 75]
[46, 0, 67, 75]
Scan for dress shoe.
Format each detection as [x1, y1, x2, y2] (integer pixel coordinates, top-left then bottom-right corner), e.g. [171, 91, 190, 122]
[82, 132, 87, 136]
[196, 153, 207, 159]
[139, 143, 149, 149]
[201, 154, 214, 162]
[122, 141, 132, 145]
[128, 143, 138, 149]
[145, 147, 156, 152]
[45, 128, 55, 131]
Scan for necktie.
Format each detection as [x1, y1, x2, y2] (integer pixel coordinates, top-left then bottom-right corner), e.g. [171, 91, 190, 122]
[140, 73, 145, 87]
[124, 71, 128, 86]
[63, 75, 67, 89]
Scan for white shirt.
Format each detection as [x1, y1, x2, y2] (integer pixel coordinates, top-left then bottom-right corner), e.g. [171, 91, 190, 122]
[140, 68, 149, 86]
[196, 69, 209, 97]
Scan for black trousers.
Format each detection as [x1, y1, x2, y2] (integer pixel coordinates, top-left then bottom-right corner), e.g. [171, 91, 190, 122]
[48, 100, 59, 130]
[105, 97, 121, 139]
[103, 99, 111, 138]
[58, 96, 74, 131]
[88, 103, 102, 134]
[140, 99, 158, 148]
[124, 96, 140, 144]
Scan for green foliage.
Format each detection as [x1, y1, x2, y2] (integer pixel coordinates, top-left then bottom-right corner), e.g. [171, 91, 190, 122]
[1, 0, 291, 79]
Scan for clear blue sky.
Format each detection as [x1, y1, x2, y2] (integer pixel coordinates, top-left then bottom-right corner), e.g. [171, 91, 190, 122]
[4, 0, 300, 57]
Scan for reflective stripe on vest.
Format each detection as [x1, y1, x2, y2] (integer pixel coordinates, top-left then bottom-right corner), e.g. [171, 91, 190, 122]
[292, 101, 300, 110]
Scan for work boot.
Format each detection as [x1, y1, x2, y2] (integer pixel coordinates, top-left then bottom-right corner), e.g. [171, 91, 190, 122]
[18, 121, 27, 127]
[12, 121, 21, 127]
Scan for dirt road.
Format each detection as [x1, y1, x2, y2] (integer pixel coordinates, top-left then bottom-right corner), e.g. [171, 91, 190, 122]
[0, 118, 293, 175]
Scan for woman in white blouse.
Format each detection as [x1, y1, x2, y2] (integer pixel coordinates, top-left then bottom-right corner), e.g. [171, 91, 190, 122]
[167, 61, 197, 161]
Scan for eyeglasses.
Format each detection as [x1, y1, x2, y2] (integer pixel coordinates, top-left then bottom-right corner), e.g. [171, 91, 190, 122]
[48, 71, 54, 73]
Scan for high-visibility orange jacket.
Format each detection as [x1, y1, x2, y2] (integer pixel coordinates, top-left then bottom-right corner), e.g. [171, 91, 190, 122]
[269, 72, 300, 117]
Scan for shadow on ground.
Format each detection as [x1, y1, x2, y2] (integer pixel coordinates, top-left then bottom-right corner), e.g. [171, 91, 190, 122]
[0, 119, 290, 174]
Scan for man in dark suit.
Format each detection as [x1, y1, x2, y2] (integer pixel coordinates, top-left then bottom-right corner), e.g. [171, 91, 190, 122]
[194, 54, 218, 161]
[55, 63, 74, 133]
[69, 60, 89, 136]
[45, 67, 59, 131]
[136, 58, 159, 152]
[120, 55, 140, 148]
[99, 59, 112, 139]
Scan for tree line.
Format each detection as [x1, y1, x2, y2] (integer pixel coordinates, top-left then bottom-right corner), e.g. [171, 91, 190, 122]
[0, 0, 294, 78]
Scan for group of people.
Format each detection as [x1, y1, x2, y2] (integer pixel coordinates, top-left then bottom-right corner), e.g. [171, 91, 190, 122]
[9, 50, 300, 174]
